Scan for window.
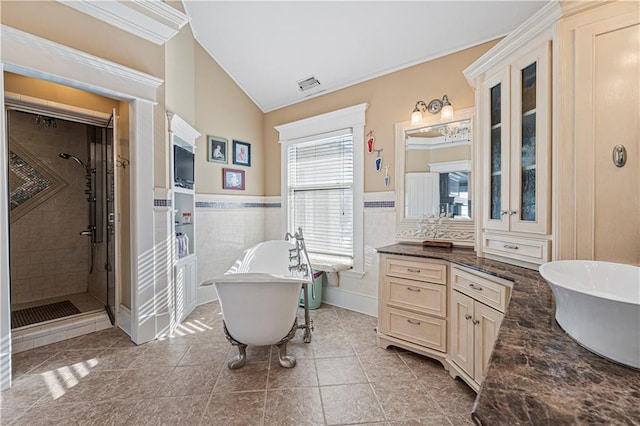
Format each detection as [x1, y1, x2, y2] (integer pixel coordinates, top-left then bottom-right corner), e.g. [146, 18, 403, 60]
[287, 130, 353, 259]
[276, 103, 367, 274]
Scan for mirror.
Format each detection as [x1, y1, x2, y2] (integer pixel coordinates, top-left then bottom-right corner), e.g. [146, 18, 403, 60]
[395, 108, 475, 245]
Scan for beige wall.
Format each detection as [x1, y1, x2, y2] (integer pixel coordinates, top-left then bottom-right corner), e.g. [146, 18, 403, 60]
[194, 44, 264, 195]
[263, 40, 499, 195]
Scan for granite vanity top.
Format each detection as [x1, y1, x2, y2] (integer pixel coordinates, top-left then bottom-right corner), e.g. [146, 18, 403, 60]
[377, 244, 640, 425]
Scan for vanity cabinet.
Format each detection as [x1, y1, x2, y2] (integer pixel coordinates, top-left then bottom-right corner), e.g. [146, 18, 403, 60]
[449, 266, 510, 391]
[378, 255, 449, 364]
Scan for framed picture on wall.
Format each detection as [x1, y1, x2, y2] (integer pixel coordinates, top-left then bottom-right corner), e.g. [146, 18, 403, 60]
[207, 135, 228, 164]
[232, 140, 251, 167]
[223, 168, 245, 190]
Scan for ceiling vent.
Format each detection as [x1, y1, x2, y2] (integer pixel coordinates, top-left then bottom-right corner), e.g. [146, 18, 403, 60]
[297, 76, 321, 92]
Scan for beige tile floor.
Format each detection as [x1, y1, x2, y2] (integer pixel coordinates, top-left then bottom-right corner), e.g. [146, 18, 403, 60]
[1, 302, 477, 425]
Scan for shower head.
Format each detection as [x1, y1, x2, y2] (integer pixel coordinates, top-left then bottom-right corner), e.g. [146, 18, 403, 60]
[59, 152, 89, 170]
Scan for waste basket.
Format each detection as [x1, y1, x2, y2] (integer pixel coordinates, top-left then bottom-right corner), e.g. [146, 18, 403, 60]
[300, 269, 323, 310]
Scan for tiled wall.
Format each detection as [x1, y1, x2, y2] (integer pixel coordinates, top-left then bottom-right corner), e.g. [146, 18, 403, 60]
[194, 192, 397, 315]
[9, 110, 90, 305]
[195, 195, 270, 286]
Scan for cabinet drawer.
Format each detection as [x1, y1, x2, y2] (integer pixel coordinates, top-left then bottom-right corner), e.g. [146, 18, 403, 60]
[382, 307, 447, 352]
[384, 257, 447, 284]
[482, 234, 550, 264]
[451, 267, 510, 313]
[384, 276, 446, 318]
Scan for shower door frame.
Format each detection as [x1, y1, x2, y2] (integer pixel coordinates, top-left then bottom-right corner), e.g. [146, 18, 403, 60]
[0, 25, 164, 391]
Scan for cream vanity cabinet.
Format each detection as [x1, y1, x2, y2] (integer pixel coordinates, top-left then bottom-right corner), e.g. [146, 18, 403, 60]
[448, 266, 511, 391]
[464, 9, 556, 268]
[378, 254, 449, 366]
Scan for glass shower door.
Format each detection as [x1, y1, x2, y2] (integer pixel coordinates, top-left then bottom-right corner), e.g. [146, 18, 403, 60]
[104, 110, 116, 324]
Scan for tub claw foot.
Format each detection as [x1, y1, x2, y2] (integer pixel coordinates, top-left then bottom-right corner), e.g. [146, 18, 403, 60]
[276, 342, 296, 368]
[228, 344, 247, 369]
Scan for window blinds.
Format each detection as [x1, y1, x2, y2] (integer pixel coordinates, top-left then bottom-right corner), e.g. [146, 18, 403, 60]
[287, 131, 354, 258]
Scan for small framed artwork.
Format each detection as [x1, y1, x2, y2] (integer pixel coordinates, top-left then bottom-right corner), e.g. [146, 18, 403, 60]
[222, 168, 245, 190]
[207, 135, 228, 164]
[232, 140, 251, 167]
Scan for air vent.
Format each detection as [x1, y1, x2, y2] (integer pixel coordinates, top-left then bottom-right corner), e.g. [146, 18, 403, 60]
[297, 76, 321, 91]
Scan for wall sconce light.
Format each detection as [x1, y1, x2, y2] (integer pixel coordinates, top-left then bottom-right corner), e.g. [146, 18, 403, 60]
[410, 94, 454, 125]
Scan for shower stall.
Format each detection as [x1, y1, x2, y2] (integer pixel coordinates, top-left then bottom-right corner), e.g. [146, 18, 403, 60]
[6, 108, 117, 329]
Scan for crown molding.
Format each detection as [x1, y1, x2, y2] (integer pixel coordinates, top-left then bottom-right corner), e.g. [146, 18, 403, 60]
[57, 0, 190, 45]
[167, 112, 201, 145]
[463, 1, 562, 86]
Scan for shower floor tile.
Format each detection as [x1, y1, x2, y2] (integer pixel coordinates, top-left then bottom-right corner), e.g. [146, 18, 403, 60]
[4, 302, 478, 425]
[11, 292, 104, 314]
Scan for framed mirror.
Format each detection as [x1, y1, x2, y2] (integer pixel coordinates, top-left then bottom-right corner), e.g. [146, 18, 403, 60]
[395, 107, 475, 245]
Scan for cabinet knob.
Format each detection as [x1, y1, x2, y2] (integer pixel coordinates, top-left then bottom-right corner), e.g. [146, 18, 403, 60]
[472, 319, 480, 325]
[469, 283, 483, 291]
[503, 244, 519, 250]
[407, 268, 421, 273]
[407, 319, 421, 326]
[500, 210, 509, 216]
[464, 314, 472, 320]
[407, 287, 421, 292]
[508, 210, 517, 216]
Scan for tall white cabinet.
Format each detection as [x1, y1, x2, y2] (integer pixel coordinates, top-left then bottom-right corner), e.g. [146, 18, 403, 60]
[168, 113, 200, 323]
[464, 3, 559, 268]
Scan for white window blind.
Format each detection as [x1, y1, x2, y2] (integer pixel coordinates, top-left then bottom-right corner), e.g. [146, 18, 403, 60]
[287, 130, 353, 259]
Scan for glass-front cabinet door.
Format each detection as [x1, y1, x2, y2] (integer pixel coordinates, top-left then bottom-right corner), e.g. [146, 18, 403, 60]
[509, 42, 551, 235]
[482, 42, 550, 235]
[482, 69, 510, 232]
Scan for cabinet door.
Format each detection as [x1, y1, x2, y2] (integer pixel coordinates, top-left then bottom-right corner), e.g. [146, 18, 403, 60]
[482, 68, 511, 231]
[473, 302, 504, 384]
[175, 258, 197, 323]
[509, 42, 551, 234]
[184, 258, 198, 317]
[450, 291, 475, 377]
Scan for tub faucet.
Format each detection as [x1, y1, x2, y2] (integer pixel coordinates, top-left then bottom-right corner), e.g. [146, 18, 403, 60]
[286, 227, 310, 276]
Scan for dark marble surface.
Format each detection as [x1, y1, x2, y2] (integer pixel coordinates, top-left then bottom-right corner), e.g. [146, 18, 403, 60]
[376, 244, 640, 425]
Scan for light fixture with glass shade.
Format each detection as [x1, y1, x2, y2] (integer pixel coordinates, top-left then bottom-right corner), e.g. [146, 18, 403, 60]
[410, 94, 454, 124]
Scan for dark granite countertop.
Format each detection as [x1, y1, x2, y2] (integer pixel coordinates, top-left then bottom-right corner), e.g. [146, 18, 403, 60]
[376, 244, 640, 425]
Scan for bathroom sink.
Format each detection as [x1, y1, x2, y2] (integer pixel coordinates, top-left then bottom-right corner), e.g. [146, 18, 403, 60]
[539, 260, 640, 369]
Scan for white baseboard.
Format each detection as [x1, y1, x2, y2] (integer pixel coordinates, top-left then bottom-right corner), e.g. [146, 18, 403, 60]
[198, 281, 218, 305]
[322, 286, 378, 317]
[118, 304, 131, 337]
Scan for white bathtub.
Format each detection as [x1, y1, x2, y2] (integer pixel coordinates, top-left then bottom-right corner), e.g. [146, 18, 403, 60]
[539, 260, 640, 369]
[213, 240, 311, 368]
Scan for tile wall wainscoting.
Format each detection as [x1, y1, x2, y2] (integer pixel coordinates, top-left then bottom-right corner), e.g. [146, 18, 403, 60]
[194, 192, 397, 316]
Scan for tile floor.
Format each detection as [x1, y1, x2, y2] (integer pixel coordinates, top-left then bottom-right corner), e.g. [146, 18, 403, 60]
[1, 302, 477, 425]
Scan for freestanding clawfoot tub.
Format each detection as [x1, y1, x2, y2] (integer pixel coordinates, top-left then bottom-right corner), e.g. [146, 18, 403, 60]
[540, 260, 640, 369]
[213, 239, 312, 369]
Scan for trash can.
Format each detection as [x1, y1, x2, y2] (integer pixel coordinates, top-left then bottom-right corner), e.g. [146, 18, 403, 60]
[300, 269, 323, 310]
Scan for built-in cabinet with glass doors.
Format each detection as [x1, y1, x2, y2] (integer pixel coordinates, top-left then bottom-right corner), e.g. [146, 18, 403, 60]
[469, 40, 552, 267]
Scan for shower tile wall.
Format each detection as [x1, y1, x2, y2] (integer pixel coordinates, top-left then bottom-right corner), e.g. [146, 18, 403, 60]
[9, 110, 90, 306]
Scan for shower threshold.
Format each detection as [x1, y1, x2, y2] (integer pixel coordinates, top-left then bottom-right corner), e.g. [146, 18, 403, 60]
[10, 292, 113, 352]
